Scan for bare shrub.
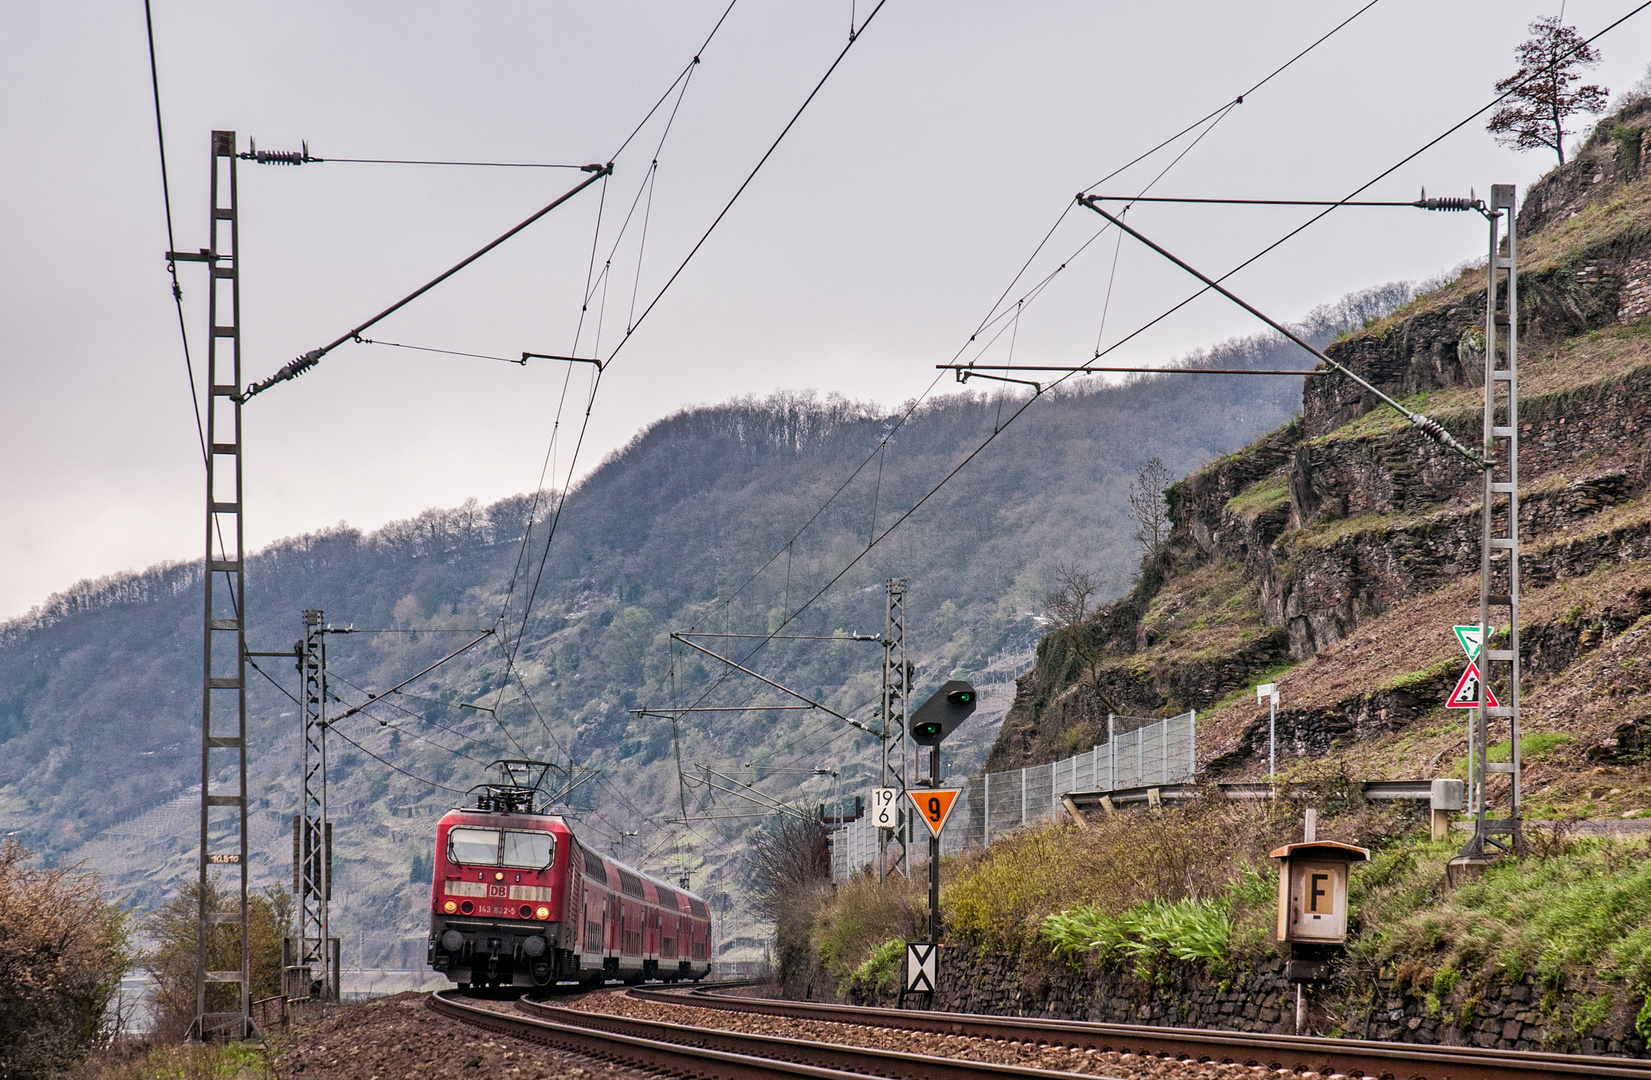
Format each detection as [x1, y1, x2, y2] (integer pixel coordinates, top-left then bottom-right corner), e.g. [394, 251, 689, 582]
[1529, 815, 1583, 862]
[1128, 458, 1174, 556]
[748, 814, 830, 921]
[748, 813, 832, 992]
[1043, 563, 1101, 629]
[0, 837, 132, 1080]
[1043, 562, 1123, 715]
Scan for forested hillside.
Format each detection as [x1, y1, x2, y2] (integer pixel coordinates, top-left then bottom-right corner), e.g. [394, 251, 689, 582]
[0, 281, 1413, 966]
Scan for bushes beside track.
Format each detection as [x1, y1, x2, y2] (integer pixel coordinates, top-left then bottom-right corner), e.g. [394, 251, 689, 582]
[0, 837, 131, 1080]
[787, 799, 1651, 1049]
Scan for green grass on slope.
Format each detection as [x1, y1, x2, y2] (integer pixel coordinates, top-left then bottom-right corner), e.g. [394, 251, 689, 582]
[1351, 834, 1651, 1037]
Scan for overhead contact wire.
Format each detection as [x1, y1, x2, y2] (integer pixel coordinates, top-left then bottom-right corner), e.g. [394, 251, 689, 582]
[669, 0, 1403, 728]
[608, 0, 739, 161]
[143, 0, 207, 471]
[246, 659, 471, 793]
[1076, 0, 1651, 382]
[499, 2, 716, 690]
[602, 0, 892, 369]
[508, 0, 894, 687]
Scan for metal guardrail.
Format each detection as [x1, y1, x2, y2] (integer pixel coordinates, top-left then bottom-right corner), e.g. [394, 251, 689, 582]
[250, 993, 321, 1031]
[1066, 778, 1444, 810]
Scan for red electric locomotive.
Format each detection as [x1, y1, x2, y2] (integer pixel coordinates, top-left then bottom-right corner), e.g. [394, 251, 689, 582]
[426, 761, 713, 989]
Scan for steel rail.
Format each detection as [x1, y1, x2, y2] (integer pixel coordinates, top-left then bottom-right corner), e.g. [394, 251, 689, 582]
[429, 989, 1112, 1080]
[515, 995, 1128, 1080]
[430, 990, 865, 1079]
[635, 986, 1651, 1080]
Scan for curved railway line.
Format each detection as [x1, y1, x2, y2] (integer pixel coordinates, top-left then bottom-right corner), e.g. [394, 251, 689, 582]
[428, 983, 1651, 1080]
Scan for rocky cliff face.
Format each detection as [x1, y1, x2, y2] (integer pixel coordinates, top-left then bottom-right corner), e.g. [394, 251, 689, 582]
[988, 98, 1651, 802]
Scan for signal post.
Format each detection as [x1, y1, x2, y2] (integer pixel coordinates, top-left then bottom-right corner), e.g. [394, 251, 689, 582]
[900, 681, 975, 1006]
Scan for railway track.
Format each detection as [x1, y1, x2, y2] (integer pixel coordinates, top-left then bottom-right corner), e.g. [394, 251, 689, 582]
[622, 984, 1651, 1080]
[430, 981, 1651, 1080]
[429, 988, 1103, 1080]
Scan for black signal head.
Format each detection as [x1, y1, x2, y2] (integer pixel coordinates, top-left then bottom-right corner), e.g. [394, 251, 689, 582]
[910, 679, 977, 746]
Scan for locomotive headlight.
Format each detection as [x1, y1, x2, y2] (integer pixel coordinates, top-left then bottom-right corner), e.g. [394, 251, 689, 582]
[443, 900, 457, 914]
[522, 935, 547, 956]
[535, 905, 551, 920]
[441, 930, 465, 952]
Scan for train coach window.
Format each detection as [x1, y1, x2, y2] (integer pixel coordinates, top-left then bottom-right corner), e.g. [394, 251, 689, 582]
[448, 828, 500, 865]
[502, 831, 554, 869]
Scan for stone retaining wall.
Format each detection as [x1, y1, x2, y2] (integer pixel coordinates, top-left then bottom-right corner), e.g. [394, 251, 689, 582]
[836, 947, 1650, 1058]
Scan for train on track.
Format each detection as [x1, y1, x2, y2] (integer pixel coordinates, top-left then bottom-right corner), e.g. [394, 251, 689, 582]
[427, 760, 712, 989]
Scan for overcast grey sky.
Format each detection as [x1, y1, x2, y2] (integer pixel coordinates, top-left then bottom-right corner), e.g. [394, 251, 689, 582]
[4, 1, 1650, 621]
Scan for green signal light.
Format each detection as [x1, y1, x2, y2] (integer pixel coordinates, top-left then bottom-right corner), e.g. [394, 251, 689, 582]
[913, 722, 943, 737]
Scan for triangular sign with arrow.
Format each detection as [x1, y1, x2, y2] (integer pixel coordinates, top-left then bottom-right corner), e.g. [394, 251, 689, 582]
[1452, 625, 1494, 661]
[1446, 662, 1501, 709]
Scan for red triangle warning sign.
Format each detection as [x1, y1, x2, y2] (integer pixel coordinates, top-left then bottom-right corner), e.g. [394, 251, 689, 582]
[1445, 662, 1501, 709]
[907, 788, 963, 837]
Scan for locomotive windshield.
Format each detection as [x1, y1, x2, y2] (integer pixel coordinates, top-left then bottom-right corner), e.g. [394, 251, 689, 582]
[447, 827, 555, 868]
[502, 831, 554, 868]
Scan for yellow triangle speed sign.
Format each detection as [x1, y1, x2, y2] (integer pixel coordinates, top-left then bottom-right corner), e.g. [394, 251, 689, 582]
[907, 788, 962, 837]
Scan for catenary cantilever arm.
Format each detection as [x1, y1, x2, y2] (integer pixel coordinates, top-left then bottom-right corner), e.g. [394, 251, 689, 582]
[1077, 195, 1487, 470]
[670, 634, 874, 734]
[241, 163, 612, 401]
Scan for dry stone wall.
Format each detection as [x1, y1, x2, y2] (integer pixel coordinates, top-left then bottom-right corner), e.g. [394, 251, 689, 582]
[834, 947, 1649, 1058]
[1177, 363, 1651, 659]
[1303, 102, 1651, 440]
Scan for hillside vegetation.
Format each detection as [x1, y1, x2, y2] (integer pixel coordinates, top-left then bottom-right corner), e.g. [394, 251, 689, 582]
[772, 94, 1651, 1053]
[0, 282, 1410, 967]
[991, 97, 1651, 818]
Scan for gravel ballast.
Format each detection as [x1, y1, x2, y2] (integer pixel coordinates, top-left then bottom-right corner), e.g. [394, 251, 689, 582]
[267, 991, 653, 1080]
[559, 988, 1320, 1079]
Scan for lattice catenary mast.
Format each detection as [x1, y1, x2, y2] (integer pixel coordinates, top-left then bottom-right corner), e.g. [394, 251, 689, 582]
[186, 130, 252, 1039]
[290, 610, 336, 1000]
[1464, 184, 1523, 860]
[879, 578, 911, 880]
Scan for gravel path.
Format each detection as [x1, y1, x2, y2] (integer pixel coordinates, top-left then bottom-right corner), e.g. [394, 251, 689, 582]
[266, 991, 653, 1080]
[557, 989, 1314, 1079]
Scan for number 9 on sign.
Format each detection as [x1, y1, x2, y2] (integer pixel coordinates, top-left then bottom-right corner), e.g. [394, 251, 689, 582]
[906, 788, 962, 837]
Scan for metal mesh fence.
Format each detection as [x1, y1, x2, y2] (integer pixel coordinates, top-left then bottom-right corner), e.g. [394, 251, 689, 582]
[830, 813, 880, 880]
[830, 710, 1196, 877]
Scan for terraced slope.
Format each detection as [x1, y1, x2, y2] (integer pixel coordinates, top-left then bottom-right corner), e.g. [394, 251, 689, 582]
[989, 99, 1651, 819]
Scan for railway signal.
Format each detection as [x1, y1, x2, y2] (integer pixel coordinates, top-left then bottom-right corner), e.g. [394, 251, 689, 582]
[905, 679, 978, 989]
[909, 680, 977, 746]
